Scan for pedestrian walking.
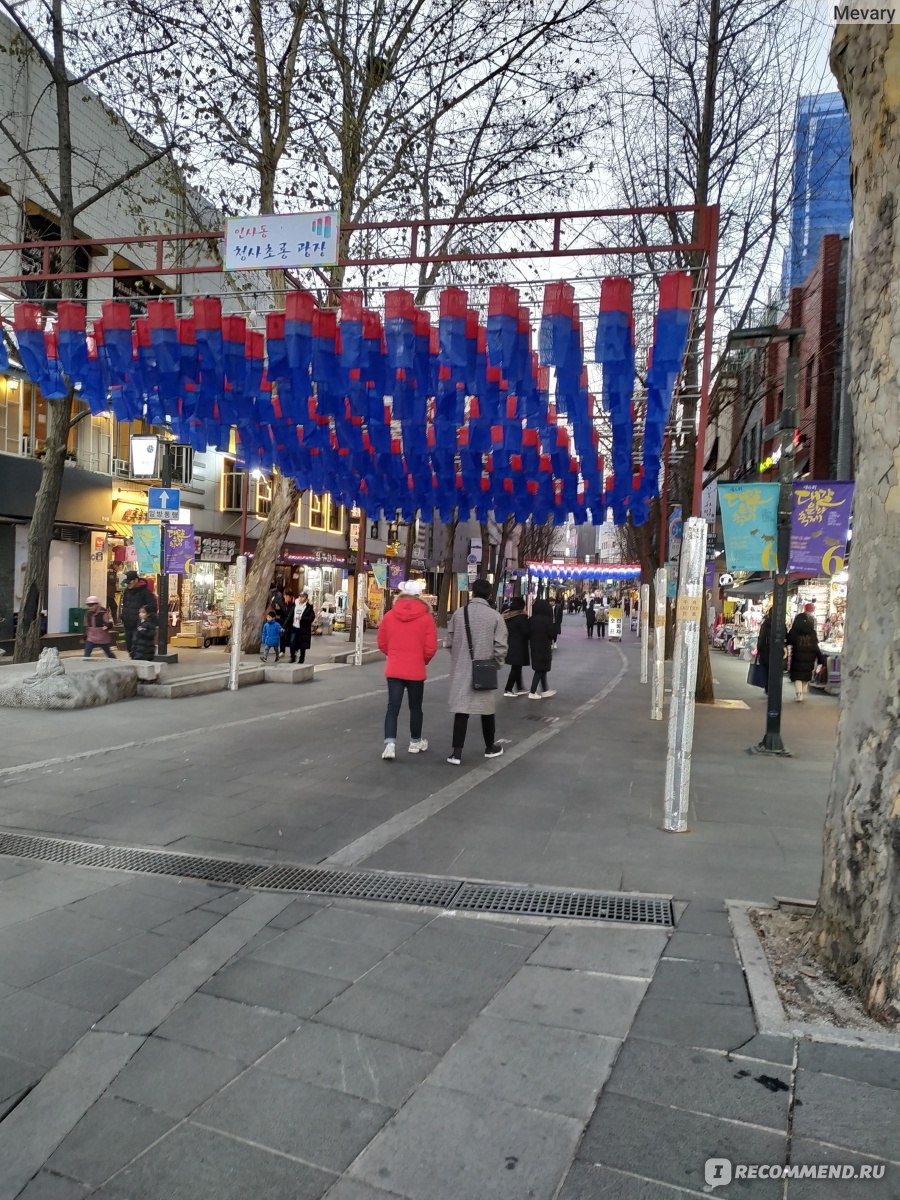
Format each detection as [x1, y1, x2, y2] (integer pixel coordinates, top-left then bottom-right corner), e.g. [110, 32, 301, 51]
[585, 596, 596, 638]
[552, 594, 564, 643]
[527, 598, 557, 699]
[82, 596, 116, 659]
[286, 590, 315, 663]
[445, 578, 508, 764]
[502, 596, 530, 696]
[259, 610, 283, 662]
[268, 582, 287, 624]
[129, 605, 157, 661]
[280, 590, 294, 655]
[786, 603, 825, 702]
[377, 579, 438, 760]
[120, 571, 157, 654]
[597, 601, 608, 639]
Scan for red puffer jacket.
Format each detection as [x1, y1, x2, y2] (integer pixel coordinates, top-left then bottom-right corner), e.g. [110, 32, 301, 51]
[377, 598, 438, 680]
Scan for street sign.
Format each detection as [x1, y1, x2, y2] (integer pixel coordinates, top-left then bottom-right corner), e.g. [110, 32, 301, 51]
[147, 487, 181, 521]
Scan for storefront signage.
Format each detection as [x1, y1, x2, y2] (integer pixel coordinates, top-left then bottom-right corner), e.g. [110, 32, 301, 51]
[608, 607, 624, 640]
[457, 572, 469, 594]
[195, 536, 237, 563]
[387, 562, 406, 590]
[718, 483, 779, 570]
[163, 524, 195, 575]
[131, 524, 162, 576]
[224, 210, 339, 271]
[789, 481, 854, 576]
[349, 522, 360, 552]
[130, 435, 158, 478]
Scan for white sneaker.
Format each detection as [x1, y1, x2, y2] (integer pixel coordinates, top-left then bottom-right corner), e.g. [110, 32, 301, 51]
[382, 741, 396, 760]
[503, 690, 516, 698]
[484, 744, 504, 758]
[408, 739, 428, 754]
[512, 689, 527, 698]
[447, 751, 462, 765]
[528, 692, 541, 700]
[542, 689, 557, 699]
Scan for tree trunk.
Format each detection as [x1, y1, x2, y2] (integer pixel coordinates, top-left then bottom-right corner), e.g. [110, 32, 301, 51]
[810, 25, 900, 1021]
[240, 474, 298, 651]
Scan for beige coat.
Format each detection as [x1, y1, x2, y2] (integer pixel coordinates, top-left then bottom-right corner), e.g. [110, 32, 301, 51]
[445, 598, 509, 715]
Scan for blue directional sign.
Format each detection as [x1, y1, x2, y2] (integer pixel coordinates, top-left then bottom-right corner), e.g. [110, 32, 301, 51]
[147, 487, 181, 521]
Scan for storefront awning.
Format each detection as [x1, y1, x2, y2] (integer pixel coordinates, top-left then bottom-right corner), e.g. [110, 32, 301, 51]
[727, 578, 773, 599]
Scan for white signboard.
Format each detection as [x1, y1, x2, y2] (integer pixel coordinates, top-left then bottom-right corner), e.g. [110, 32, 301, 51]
[224, 211, 340, 270]
[130, 435, 158, 478]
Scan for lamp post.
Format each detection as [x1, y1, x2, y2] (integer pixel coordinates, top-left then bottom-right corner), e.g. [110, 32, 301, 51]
[727, 325, 804, 757]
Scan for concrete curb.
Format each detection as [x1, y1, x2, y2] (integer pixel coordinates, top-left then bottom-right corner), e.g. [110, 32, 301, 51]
[727, 900, 900, 1052]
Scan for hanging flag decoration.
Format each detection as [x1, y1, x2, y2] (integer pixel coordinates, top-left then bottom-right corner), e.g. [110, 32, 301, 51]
[788, 481, 854, 576]
[594, 279, 635, 525]
[718, 483, 780, 570]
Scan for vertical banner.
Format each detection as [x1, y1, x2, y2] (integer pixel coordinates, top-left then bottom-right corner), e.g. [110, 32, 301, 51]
[456, 572, 469, 594]
[372, 561, 388, 589]
[789, 482, 854, 575]
[89, 530, 108, 602]
[387, 562, 406, 590]
[163, 524, 195, 575]
[717, 483, 780, 570]
[130, 524, 162, 576]
[704, 560, 717, 607]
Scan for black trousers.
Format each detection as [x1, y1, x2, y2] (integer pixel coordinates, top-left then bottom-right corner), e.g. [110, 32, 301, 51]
[504, 665, 524, 692]
[287, 628, 308, 662]
[452, 712, 495, 751]
[530, 670, 549, 693]
[385, 678, 425, 740]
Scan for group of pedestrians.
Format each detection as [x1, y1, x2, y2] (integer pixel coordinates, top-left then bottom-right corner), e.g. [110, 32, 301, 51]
[82, 571, 158, 662]
[583, 594, 609, 639]
[262, 585, 314, 663]
[755, 601, 826, 702]
[501, 597, 556, 699]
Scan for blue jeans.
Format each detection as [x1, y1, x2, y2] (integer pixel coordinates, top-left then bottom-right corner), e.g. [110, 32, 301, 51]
[385, 678, 425, 740]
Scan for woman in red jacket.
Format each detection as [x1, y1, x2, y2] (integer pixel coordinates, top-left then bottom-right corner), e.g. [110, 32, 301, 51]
[377, 579, 438, 760]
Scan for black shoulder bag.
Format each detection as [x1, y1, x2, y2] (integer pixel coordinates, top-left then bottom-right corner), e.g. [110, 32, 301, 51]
[463, 605, 498, 691]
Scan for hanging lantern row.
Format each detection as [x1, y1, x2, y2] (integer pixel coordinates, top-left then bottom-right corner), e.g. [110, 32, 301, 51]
[3, 273, 691, 527]
[526, 562, 642, 581]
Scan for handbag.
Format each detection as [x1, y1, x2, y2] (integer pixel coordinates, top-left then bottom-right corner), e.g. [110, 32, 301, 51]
[463, 605, 498, 690]
[747, 661, 767, 689]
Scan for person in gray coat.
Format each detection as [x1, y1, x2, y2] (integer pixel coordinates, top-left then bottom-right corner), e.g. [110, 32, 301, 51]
[445, 579, 509, 765]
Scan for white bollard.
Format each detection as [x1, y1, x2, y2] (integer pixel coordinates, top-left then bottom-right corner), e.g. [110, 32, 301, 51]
[651, 567, 667, 720]
[639, 583, 650, 683]
[227, 554, 247, 692]
[353, 573, 367, 666]
[663, 518, 705, 832]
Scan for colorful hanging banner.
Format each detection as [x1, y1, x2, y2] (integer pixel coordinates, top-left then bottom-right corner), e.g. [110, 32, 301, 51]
[372, 561, 388, 588]
[457, 572, 469, 593]
[163, 524, 195, 575]
[789, 482, 853, 576]
[387, 562, 406, 590]
[717, 483, 780, 571]
[704, 560, 717, 606]
[131, 524, 162, 577]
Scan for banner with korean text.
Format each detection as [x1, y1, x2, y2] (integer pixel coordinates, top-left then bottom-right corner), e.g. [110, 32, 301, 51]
[717, 483, 780, 571]
[789, 482, 854, 575]
[224, 211, 339, 270]
[131, 525, 162, 577]
[163, 524, 195, 575]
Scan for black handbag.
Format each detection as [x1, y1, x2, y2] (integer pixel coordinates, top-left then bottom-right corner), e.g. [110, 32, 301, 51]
[747, 661, 768, 689]
[463, 605, 498, 690]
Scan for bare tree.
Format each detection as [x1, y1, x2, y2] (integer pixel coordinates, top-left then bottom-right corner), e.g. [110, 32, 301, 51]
[0, 0, 181, 662]
[809, 25, 900, 1021]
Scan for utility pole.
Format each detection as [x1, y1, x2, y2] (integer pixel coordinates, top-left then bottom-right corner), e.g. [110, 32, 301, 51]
[155, 439, 177, 663]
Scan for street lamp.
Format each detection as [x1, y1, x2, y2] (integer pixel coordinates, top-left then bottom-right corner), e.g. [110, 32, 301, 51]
[727, 324, 804, 756]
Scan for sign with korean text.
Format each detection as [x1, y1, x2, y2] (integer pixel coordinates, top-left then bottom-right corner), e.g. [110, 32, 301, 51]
[387, 562, 406, 590]
[147, 487, 180, 521]
[789, 481, 854, 575]
[607, 607, 624, 640]
[718, 483, 780, 571]
[131, 524, 161, 577]
[224, 211, 339, 271]
[163, 524, 195, 575]
[194, 535, 237, 563]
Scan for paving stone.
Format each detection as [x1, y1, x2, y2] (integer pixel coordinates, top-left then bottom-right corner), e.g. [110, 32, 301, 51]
[349, 1083, 583, 1200]
[259, 1020, 437, 1108]
[300, 906, 423, 951]
[91, 932, 189, 976]
[792, 1069, 900, 1160]
[628, 997, 757, 1052]
[29, 960, 145, 1018]
[558, 1161, 706, 1199]
[0, 936, 83, 988]
[65, 889, 202, 930]
[527, 926, 668, 978]
[15, 1172, 89, 1200]
[265, 898, 325, 929]
[110, 1037, 243, 1118]
[663, 931, 739, 964]
[199, 890, 254, 915]
[360, 952, 510, 1011]
[0, 991, 94, 1069]
[397, 920, 542, 976]
[201, 957, 348, 1016]
[196, 1066, 392, 1172]
[248, 928, 392, 981]
[321, 1181, 407, 1200]
[232, 927, 283, 959]
[673, 908, 734, 936]
[150, 909, 223, 941]
[579, 1092, 785, 1198]
[644, 958, 749, 1007]
[483, 965, 648, 1038]
[46, 1095, 175, 1187]
[607, 1038, 790, 1130]
[315, 982, 474, 1054]
[428, 1013, 619, 1119]
[796, 1040, 900, 1091]
[0, 1052, 41, 1104]
[3, 911, 134, 959]
[90, 1122, 334, 1200]
[154, 992, 299, 1063]
[730, 1034, 795, 1066]
[787, 1139, 899, 1199]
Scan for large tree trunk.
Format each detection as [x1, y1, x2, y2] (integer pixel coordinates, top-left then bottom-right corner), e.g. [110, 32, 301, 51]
[240, 474, 298, 651]
[810, 25, 900, 1020]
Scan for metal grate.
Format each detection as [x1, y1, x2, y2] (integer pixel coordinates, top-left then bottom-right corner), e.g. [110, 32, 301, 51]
[0, 831, 673, 925]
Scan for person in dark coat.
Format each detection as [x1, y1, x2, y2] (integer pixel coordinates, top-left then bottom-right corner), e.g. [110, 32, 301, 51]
[756, 611, 771, 670]
[280, 590, 294, 653]
[120, 571, 157, 654]
[527, 599, 556, 699]
[585, 596, 596, 638]
[552, 595, 564, 642]
[502, 596, 530, 696]
[286, 590, 315, 663]
[786, 603, 824, 702]
[129, 606, 157, 661]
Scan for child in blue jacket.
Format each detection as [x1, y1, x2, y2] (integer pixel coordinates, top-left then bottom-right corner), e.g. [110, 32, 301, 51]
[260, 610, 282, 662]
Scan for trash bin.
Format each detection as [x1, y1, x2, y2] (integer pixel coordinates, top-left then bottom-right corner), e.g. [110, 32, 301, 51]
[68, 607, 85, 634]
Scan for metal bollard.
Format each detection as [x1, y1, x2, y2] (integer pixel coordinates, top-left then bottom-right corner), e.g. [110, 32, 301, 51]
[353, 574, 367, 666]
[639, 583, 650, 683]
[651, 566, 667, 720]
[663, 518, 705, 831]
[227, 554, 247, 692]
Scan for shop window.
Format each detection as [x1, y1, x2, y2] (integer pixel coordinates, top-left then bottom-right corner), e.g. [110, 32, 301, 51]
[255, 474, 272, 517]
[327, 498, 344, 533]
[169, 444, 193, 485]
[221, 460, 246, 512]
[309, 493, 325, 529]
[0, 377, 23, 455]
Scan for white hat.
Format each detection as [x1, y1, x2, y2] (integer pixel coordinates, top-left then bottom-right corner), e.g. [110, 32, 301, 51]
[398, 579, 425, 596]
[86, 596, 101, 605]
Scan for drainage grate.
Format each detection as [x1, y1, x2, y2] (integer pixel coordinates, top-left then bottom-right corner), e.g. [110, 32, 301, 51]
[0, 831, 673, 925]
